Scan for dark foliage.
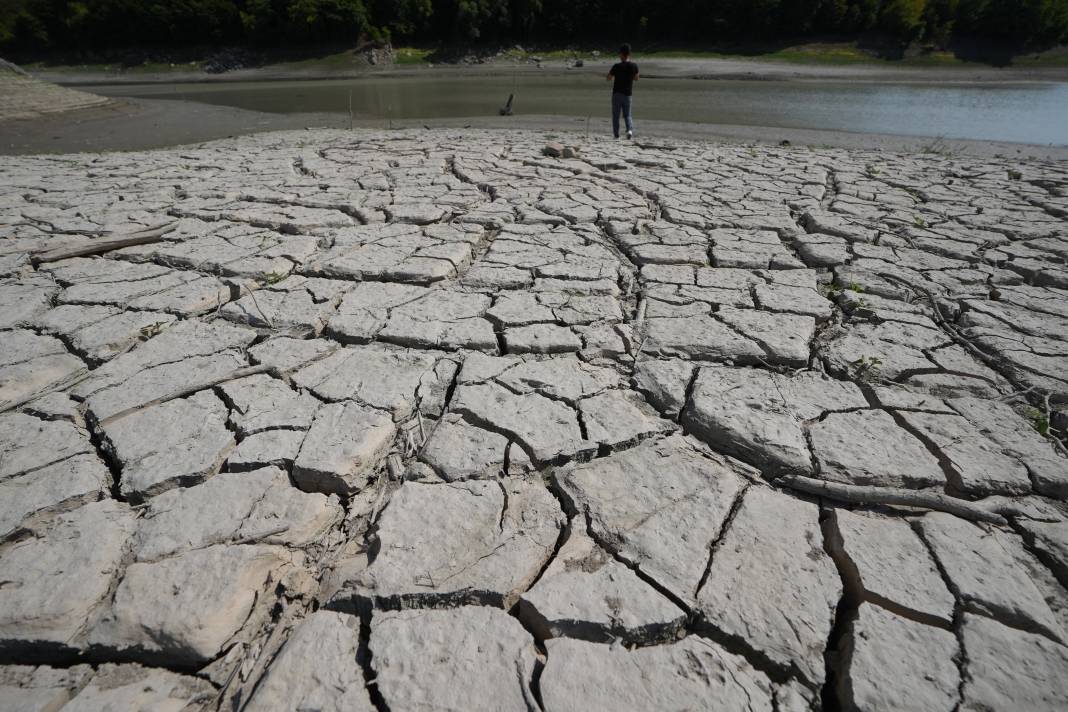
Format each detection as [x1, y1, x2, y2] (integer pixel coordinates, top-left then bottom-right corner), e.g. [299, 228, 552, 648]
[2, 0, 1066, 54]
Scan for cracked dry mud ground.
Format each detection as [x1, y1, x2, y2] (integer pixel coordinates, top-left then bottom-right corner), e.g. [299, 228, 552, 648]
[1, 128, 1067, 711]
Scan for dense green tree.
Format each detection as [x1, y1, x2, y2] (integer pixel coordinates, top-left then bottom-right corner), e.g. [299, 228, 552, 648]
[371, 0, 432, 39]
[286, 0, 370, 41]
[879, 0, 926, 37]
[2, 0, 1066, 53]
[923, 0, 958, 43]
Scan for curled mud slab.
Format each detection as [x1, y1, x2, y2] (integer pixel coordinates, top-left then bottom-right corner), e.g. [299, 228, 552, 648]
[1, 128, 1067, 710]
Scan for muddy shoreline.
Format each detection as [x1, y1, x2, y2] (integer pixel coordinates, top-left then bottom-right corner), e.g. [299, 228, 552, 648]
[32, 55, 1068, 87]
[2, 94, 1067, 159]
[4, 55, 1067, 158]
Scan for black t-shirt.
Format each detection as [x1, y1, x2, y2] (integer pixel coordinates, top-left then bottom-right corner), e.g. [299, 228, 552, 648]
[611, 61, 639, 96]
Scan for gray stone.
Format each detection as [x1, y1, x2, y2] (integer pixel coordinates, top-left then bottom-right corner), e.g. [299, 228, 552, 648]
[0, 453, 110, 538]
[960, 614, 1068, 712]
[0, 664, 93, 712]
[0, 500, 137, 657]
[544, 142, 564, 157]
[291, 401, 396, 496]
[579, 389, 675, 450]
[450, 381, 588, 464]
[22, 391, 84, 425]
[0, 413, 94, 480]
[35, 304, 178, 365]
[798, 233, 854, 266]
[486, 292, 556, 326]
[898, 410, 1032, 496]
[1016, 519, 1068, 589]
[541, 636, 775, 712]
[417, 412, 508, 480]
[376, 288, 497, 352]
[505, 323, 582, 354]
[63, 664, 216, 711]
[74, 320, 256, 421]
[753, 281, 834, 322]
[843, 603, 959, 712]
[70, 319, 256, 400]
[821, 320, 949, 381]
[696, 486, 841, 687]
[118, 225, 316, 280]
[85, 350, 249, 423]
[631, 358, 695, 419]
[683, 365, 867, 476]
[519, 526, 686, 643]
[90, 544, 299, 665]
[917, 512, 1064, 643]
[327, 478, 562, 609]
[0, 276, 58, 329]
[388, 202, 448, 224]
[641, 314, 764, 363]
[810, 410, 945, 489]
[134, 467, 342, 561]
[716, 306, 816, 366]
[949, 396, 1068, 498]
[291, 345, 457, 420]
[557, 434, 745, 604]
[0, 330, 86, 409]
[228, 429, 307, 470]
[326, 282, 428, 343]
[49, 257, 235, 316]
[101, 391, 234, 501]
[372, 606, 538, 712]
[827, 509, 954, 626]
[577, 321, 629, 360]
[220, 277, 347, 333]
[218, 373, 319, 435]
[248, 335, 339, 372]
[245, 611, 372, 712]
[491, 355, 622, 403]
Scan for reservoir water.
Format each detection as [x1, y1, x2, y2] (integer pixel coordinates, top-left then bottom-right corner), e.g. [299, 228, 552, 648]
[90, 73, 1068, 146]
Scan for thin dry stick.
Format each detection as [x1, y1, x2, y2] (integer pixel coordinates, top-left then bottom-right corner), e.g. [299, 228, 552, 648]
[777, 475, 1007, 525]
[369, 470, 390, 523]
[387, 454, 405, 481]
[878, 273, 1018, 385]
[880, 273, 1067, 456]
[31, 222, 178, 265]
[634, 297, 648, 327]
[243, 285, 275, 329]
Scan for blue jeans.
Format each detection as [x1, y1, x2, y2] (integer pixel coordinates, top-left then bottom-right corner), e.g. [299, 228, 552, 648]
[612, 92, 633, 138]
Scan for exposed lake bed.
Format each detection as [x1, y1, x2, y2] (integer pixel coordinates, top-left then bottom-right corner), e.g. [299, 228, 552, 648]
[3, 42, 1068, 710]
[1, 124, 1067, 711]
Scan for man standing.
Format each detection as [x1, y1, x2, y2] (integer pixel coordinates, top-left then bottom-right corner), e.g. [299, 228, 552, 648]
[607, 44, 639, 140]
